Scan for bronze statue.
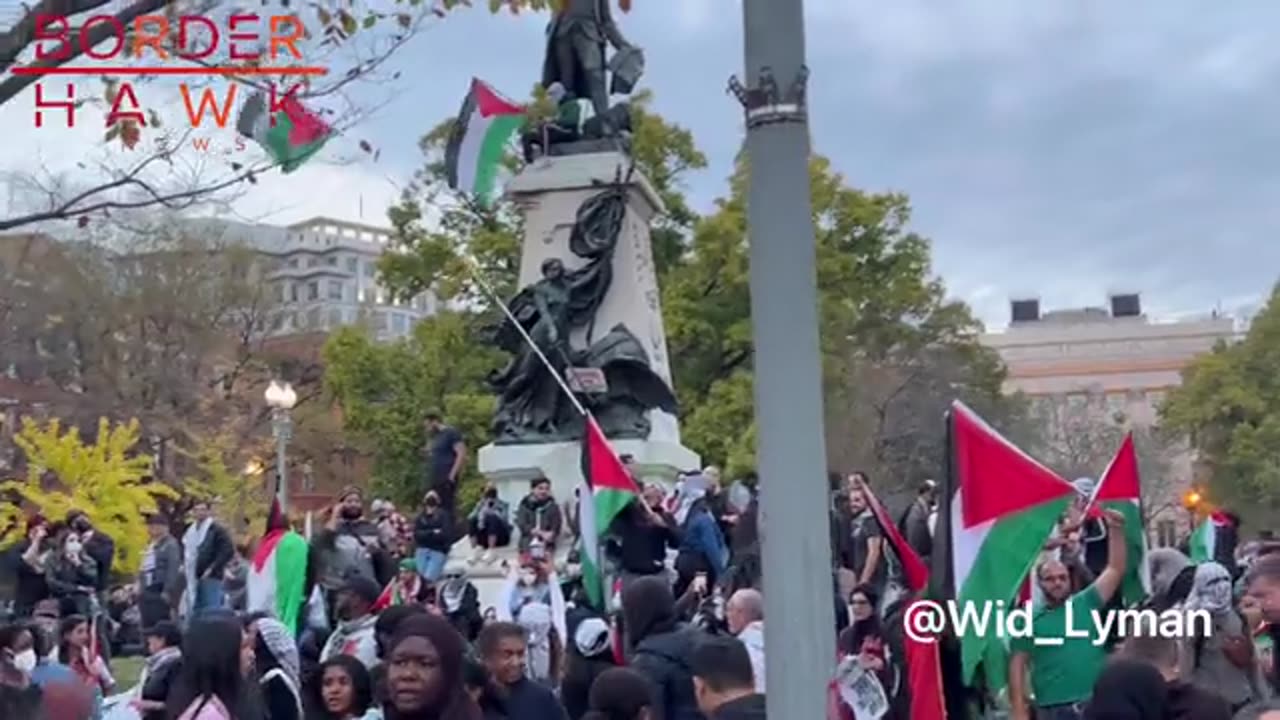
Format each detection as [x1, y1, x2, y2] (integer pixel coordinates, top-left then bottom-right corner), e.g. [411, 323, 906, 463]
[541, 0, 643, 131]
[488, 183, 676, 444]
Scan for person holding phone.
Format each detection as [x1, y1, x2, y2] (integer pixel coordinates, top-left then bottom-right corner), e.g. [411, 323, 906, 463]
[7, 516, 51, 618]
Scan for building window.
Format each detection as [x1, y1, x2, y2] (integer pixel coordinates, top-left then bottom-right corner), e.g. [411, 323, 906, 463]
[287, 257, 299, 269]
[307, 307, 321, 328]
[346, 257, 358, 273]
[289, 283, 299, 302]
[329, 308, 343, 328]
[308, 281, 319, 301]
[294, 311, 307, 330]
[393, 313, 409, 334]
[1156, 520, 1177, 548]
[364, 262, 375, 278]
[357, 287, 366, 303]
[326, 256, 338, 266]
[328, 280, 344, 301]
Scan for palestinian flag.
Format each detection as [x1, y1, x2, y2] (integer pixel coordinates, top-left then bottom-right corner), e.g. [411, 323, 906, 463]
[578, 414, 641, 609]
[236, 90, 332, 173]
[1088, 434, 1149, 605]
[936, 401, 1075, 691]
[858, 482, 945, 720]
[247, 499, 309, 635]
[444, 78, 525, 206]
[1189, 511, 1233, 564]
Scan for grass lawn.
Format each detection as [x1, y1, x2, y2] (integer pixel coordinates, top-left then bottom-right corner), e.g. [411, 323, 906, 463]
[112, 655, 145, 689]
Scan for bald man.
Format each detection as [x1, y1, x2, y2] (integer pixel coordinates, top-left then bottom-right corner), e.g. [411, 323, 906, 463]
[726, 588, 766, 692]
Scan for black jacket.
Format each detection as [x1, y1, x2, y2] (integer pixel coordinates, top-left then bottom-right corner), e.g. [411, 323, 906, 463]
[504, 677, 567, 720]
[82, 531, 115, 591]
[630, 628, 705, 720]
[194, 522, 235, 579]
[139, 655, 183, 720]
[561, 654, 615, 720]
[6, 541, 49, 616]
[607, 506, 679, 576]
[414, 508, 454, 553]
[710, 694, 766, 720]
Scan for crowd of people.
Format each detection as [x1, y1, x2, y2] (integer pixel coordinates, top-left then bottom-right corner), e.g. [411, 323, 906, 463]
[2, 411, 1280, 720]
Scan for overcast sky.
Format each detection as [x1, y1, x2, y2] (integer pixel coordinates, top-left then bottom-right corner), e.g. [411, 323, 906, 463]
[2, 0, 1277, 330]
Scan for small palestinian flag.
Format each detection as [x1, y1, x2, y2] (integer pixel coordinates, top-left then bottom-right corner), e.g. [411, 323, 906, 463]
[1089, 434, 1150, 605]
[578, 415, 641, 609]
[237, 90, 332, 173]
[1189, 511, 1233, 564]
[444, 78, 525, 206]
[247, 499, 309, 635]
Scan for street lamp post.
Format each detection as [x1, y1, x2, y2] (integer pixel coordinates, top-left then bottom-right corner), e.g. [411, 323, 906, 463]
[264, 380, 298, 513]
[730, 0, 836, 715]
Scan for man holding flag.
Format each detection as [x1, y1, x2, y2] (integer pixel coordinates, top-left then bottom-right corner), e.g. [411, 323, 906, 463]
[1008, 507, 1128, 720]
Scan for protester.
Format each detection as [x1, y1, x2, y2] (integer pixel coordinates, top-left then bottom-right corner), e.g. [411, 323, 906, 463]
[584, 667, 655, 720]
[478, 621, 565, 719]
[1182, 561, 1262, 712]
[373, 500, 415, 560]
[165, 616, 261, 720]
[383, 614, 480, 720]
[47, 528, 99, 617]
[725, 590, 764, 693]
[138, 513, 182, 629]
[132, 621, 184, 720]
[374, 559, 434, 612]
[0, 622, 42, 720]
[6, 516, 51, 618]
[897, 480, 935, 564]
[424, 410, 467, 517]
[562, 616, 617, 720]
[313, 654, 380, 720]
[1246, 553, 1280, 694]
[688, 635, 765, 720]
[438, 568, 484, 643]
[414, 491, 455, 582]
[59, 614, 114, 710]
[1008, 509, 1128, 720]
[516, 478, 564, 555]
[672, 473, 728, 598]
[469, 485, 513, 565]
[462, 655, 508, 720]
[622, 576, 702, 720]
[313, 488, 394, 621]
[841, 485, 885, 599]
[251, 616, 304, 720]
[184, 501, 235, 616]
[608, 487, 680, 587]
[320, 576, 382, 670]
[67, 511, 114, 594]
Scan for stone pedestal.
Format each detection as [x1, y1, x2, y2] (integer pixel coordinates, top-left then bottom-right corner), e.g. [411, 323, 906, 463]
[468, 152, 699, 577]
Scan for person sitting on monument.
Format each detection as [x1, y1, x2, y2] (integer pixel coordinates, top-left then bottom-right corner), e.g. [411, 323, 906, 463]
[521, 82, 634, 162]
[468, 484, 512, 565]
[516, 477, 564, 556]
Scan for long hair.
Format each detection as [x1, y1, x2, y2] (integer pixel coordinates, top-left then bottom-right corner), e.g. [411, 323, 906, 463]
[165, 616, 259, 720]
[383, 615, 480, 720]
[310, 654, 374, 720]
[57, 615, 87, 665]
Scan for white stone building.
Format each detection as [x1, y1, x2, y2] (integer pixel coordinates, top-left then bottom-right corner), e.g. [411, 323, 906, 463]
[194, 216, 439, 340]
[980, 293, 1241, 545]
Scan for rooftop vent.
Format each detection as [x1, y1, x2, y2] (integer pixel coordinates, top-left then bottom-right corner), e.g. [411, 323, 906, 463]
[1110, 293, 1141, 318]
[1010, 298, 1040, 323]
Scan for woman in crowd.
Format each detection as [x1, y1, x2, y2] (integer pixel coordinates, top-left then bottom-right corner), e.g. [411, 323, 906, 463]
[382, 614, 481, 720]
[312, 654, 380, 720]
[621, 576, 701, 720]
[166, 616, 261, 720]
[59, 614, 114, 710]
[1085, 658, 1170, 720]
[253, 616, 305, 720]
[132, 621, 183, 720]
[0, 622, 41, 720]
[47, 529, 99, 617]
[9, 516, 51, 618]
[837, 583, 892, 694]
[1183, 562, 1264, 712]
[561, 617, 617, 720]
[583, 668, 655, 720]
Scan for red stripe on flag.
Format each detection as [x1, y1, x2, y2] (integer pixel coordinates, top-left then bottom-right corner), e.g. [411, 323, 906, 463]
[861, 484, 930, 593]
[471, 77, 524, 118]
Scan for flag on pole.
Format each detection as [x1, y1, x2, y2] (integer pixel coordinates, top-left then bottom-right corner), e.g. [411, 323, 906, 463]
[247, 498, 309, 635]
[1089, 434, 1150, 605]
[857, 482, 946, 720]
[578, 415, 641, 609]
[937, 401, 1076, 691]
[444, 78, 525, 206]
[1189, 511, 1231, 564]
[237, 91, 333, 173]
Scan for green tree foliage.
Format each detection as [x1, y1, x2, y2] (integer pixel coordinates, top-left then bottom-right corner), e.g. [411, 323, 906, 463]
[1163, 286, 1280, 523]
[666, 156, 1020, 484]
[323, 313, 501, 507]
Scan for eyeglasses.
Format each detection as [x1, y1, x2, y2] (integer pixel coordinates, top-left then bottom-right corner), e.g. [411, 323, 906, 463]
[850, 598, 871, 606]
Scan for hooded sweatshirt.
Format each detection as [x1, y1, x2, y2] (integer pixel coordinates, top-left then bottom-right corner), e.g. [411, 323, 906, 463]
[623, 576, 705, 720]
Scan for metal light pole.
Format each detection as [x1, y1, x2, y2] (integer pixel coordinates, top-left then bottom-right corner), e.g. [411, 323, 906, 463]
[264, 380, 298, 513]
[730, 0, 835, 715]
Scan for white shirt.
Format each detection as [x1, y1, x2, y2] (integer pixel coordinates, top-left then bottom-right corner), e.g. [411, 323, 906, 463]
[736, 620, 766, 693]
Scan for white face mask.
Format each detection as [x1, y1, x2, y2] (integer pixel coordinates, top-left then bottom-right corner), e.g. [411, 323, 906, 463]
[65, 539, 82, 556]
[518, 570, 537, 586]
[13, 649, 37, 673]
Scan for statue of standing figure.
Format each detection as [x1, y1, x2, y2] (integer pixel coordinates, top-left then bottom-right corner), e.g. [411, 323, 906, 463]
[540, 0, 644, 139]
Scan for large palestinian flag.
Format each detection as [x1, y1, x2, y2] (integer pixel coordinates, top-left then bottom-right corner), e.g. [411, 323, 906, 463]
[935, 401, 1076, 692]
[1089, 433, 1149, 605]
[247, 499, 309, 635]
[444, 78, 525, 206]
[578, 415, 641, 609]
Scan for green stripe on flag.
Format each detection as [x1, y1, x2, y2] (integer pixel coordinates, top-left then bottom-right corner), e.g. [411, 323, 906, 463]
[473, 114, 524, 199]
